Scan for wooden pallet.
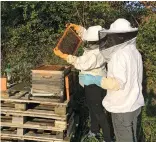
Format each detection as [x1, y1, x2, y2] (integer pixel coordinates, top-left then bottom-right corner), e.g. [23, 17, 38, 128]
[1, 114, 74, 142]
[1, 90, 75, 142]
[1, 88, 69, 104]
[1, 100, 69, 116]
[1, 112, 74, 137]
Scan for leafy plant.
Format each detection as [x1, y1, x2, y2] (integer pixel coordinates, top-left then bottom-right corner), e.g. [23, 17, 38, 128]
[1, 1, 156, 141]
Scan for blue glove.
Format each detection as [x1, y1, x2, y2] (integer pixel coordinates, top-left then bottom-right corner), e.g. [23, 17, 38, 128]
[79, 74, 103, 86]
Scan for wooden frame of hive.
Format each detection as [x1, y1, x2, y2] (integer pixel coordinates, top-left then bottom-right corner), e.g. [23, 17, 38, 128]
[55, 25, 82, 55]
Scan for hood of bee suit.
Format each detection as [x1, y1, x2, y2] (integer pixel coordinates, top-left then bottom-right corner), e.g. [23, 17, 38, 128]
[99, 18, 138, 62]
[82, 25, 102, 41]
[82, 25, 103, 50]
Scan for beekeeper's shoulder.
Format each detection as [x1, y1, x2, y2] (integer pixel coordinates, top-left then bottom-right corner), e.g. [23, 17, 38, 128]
[112, 47, 128, 62]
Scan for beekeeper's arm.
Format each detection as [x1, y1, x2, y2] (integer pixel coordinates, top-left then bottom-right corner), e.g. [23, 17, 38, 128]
[67, 52, 105, 70]
[54, 48, 105, 70]
[82, 53, 127, 91]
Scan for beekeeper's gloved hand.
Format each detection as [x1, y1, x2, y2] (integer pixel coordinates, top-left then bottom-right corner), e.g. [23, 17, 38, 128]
[53, 48, 78, 65]
[66, 23, 86, 38]
[53, 48, 68, 60]
[81, 74, 120, 91]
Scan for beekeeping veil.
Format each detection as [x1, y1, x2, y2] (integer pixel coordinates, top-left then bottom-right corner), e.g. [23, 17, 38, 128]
[99, 18, 138, 61]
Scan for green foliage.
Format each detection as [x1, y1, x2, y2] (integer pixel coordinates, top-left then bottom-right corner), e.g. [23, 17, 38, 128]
[1, 1, 156, 141]
[137, 14, 156, 92]
[1, 1, 148, 82]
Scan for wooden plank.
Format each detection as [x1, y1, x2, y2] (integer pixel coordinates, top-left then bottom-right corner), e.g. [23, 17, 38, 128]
[32, 75, 63, 81]
[31, 89, 63, 95]
[12, 116, 27, 124]
[1, 129, 17, 134]
[56, 132, 64, 139]
[1, 107, 67, 120]
[1, 133, 70, 142]
[32, 81, 63, 85]
[54, 105, 66, 115]
[28, 109, 66, 117]
[17, 128, 26, 136]
[29, 117, 55, 124]
[15, 103, 27, 110]
[1, 121, 66, 131]
[1, 115, 12, 122]
[32, 65, 71, 76]
[31, 91, 62, 96]
[25, 132, 64, 141]
[10, 91, 29, 99]
[32, 70, 65, 75]
[32, 84, 63, 90]
[33, 104, 55, 111]
[32, 65, 66, 71]
[30, 96, 62, 103]
[1, 102, 14, 108]
[8, 83, 31, 92]
[55, 121, 67, 129]
[1, 98, 68, 106]
[32, 73, 63, 78]
[1, 91, 9, 99]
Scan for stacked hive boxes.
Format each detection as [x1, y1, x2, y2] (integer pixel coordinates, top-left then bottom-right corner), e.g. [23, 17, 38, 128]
[31, 65, 75, 140]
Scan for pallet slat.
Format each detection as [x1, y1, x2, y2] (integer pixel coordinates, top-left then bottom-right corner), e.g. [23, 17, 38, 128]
[1, 98, 68, 105]
[1, 107, 67, 120]
[1, 133, 70, 142]
[1, 121, 66, 131]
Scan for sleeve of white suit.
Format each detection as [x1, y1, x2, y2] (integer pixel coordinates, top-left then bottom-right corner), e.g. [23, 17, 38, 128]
[109, 52, 127, 90]
[67, 52, 105, 70]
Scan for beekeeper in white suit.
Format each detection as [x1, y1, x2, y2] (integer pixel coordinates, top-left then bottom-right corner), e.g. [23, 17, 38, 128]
[82, 18, 145, 142]
[54, 24, 112, 142]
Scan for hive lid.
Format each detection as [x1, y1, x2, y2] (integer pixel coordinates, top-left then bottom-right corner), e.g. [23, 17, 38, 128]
[32, 65, 71, 74]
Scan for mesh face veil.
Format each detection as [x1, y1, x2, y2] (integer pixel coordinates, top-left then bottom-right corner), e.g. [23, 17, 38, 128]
[99, 30, 138, 50]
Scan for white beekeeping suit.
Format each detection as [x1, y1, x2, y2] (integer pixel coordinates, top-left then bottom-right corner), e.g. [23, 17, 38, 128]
[100, 19, 145, 113]
[80, 18, 145, 142]
[83, 18, 145, 113]
[66, 25, 106, 87]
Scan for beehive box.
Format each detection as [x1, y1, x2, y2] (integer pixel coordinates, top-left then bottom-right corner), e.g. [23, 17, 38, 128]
[31, 65, 71, 97]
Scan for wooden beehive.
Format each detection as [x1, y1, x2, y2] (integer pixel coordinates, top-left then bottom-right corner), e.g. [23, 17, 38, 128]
[31, 65, 71, 97]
